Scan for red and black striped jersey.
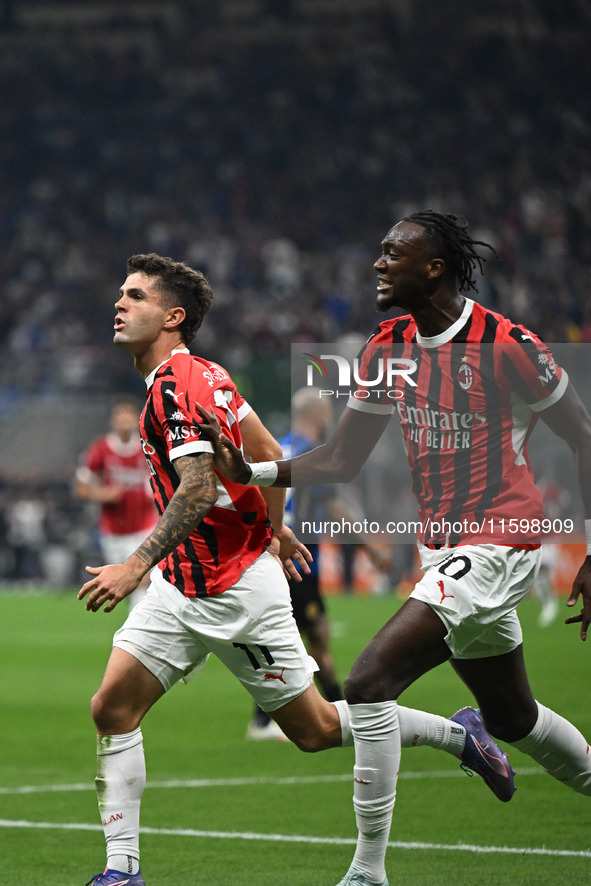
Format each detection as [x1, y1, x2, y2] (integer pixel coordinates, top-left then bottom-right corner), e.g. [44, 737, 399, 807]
[350, 299, 568, 547]
[77, 433, 156, 536]
[139, 349, 272, 597]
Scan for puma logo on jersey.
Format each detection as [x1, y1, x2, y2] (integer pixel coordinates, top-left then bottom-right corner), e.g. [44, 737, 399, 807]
[165, 388, 184, 404]
[437, 579, 454, 604]
[263, 668, 286, 684]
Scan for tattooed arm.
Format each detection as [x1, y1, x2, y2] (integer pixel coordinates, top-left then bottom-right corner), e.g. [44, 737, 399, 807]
[78, 453, 218, 612]
[133, 454, 218, 572]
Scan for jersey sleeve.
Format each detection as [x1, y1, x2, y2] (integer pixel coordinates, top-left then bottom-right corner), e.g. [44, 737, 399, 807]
[235, 392, 252, 422]
[77, 438, 104, 481]
[152, 374, 215, 462]
[347, 325, 396, 415]
[153, 359, 246, 463]
[347, 325, 398, 415]
[501, 327, 568, 412]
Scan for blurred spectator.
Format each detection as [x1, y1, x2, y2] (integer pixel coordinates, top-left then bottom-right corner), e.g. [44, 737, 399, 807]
[5, 491, 47, 581]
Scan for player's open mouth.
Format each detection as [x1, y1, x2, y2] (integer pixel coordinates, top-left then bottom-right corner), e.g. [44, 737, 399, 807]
[114, 318, 125, 330]
[377, 278, 391, 291]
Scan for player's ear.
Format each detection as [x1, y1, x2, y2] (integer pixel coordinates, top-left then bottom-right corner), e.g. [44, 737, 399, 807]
[164, 306, 186, 330]
[428, 258, 445, 280]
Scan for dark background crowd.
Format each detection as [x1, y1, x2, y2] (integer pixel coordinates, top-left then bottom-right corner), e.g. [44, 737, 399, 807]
[0, 0, 590, 583]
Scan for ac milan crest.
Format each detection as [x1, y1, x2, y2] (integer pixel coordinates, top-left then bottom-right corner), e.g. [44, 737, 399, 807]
[457, 362, 474, 390]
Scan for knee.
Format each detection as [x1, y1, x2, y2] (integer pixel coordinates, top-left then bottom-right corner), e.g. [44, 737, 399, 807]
[287, 716, 339, 752]
[90, 688, 112, 733]
[90, 688, 137, 735]
[480, 704, 538, 744]
[281, 702, 342, 753]
[344, 667, 390, 706]
[291, 731, 327, 753]
[492, 724, 532, 744]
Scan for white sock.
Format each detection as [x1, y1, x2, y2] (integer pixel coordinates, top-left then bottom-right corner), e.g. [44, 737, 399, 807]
[331, 701, 465, 754]
[107, 855, 141, 876]
[333, 699, 353, 747]
[96, 727, 145, 874]
[511, 701, 591, 794]
[349, 701, 400, 883]
[398, 705, 466, 756]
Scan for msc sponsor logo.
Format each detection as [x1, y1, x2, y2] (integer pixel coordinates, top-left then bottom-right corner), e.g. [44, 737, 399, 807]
[537, 352, 557, 386]
[166, 425, 201, 442]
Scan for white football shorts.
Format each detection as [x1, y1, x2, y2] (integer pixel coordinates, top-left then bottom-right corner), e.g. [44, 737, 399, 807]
[410, 543, 543, 659]
[113, 551, 318, 712]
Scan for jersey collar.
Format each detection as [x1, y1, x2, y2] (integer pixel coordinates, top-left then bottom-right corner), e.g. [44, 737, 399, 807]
[415, 298, 474, 348]
[105, 431, 141, 455]
[144, 348, 190, 389]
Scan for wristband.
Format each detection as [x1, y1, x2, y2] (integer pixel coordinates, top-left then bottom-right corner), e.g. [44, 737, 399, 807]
[247, 461, 278, 487]
[585, 519, 591, 556]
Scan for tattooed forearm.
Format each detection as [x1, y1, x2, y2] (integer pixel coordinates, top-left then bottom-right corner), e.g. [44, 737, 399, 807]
[133, 454, 218, 569]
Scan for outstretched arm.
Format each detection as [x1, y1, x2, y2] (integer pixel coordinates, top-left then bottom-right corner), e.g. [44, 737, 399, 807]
[195, 401, 391, 488]
[540, 381, 591, 640]
[78, 453, 218, 612]
[238, 408, 286, 523]
[239, 408, 311, 580]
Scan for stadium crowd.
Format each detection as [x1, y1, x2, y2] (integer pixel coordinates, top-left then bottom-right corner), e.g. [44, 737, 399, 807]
[0, 0, 590, 582]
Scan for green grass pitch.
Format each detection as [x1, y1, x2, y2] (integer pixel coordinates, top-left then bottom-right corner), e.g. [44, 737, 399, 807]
[0, 587, 589, 885]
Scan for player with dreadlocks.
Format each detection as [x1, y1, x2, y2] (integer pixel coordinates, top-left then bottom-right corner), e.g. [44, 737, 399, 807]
[197, 209, 591, 886]
[399, 208, 497, 290]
